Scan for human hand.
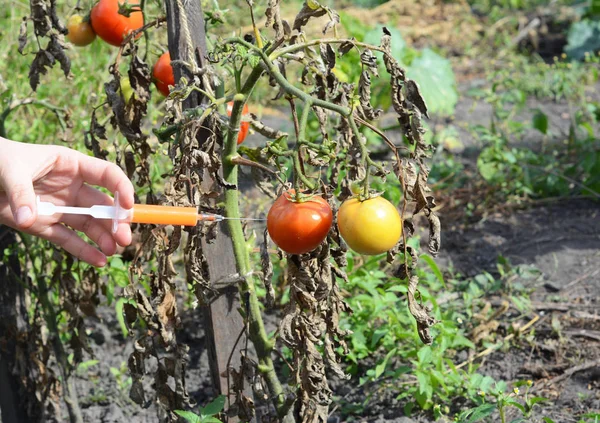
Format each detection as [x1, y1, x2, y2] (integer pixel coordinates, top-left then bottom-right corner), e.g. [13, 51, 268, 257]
[0, 137, 134, 267]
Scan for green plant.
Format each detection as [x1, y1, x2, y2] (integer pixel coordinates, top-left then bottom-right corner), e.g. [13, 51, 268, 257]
[472, 53, 600, 201]
[4, 1, 445, 422]
[175, 395, 226, 423]
[110, 361, 133, 395]
[456, 380, 547, 423]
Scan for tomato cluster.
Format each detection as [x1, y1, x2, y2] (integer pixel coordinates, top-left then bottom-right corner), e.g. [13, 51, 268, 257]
[65, 4, 252, 140]
[266, 192, 402, 256]
[67, 0, 143, 48]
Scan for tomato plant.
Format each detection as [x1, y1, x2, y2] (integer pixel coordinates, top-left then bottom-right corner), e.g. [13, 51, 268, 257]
[267, 190, 333, 255]
[66, 15, 96, 47]
[90, 0, 144, 47]
[153, 52, 174, 96]
[337, 196, 402, 255]
[226, 101, 250, 144]
[11, 0, 443, 421]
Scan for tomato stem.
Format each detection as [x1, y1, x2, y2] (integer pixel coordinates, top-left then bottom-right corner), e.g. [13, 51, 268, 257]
[222, 66, 293, 422]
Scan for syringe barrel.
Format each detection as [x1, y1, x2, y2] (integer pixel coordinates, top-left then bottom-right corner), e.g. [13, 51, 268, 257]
[131, 204, 198, 226]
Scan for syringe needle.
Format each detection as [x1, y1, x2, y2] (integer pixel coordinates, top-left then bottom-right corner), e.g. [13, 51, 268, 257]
[197, 214, 266, 222]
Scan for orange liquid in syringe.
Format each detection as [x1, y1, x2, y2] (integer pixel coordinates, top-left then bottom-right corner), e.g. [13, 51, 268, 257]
[130, 204, 198, 226]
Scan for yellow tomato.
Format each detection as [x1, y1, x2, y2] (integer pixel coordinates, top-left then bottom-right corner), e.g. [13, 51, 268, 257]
[337, 196, 402, 255]
[66, 15, 96, 47]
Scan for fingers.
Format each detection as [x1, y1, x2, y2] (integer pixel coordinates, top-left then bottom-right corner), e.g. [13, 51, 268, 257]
[76, 152, 135, 209]
[75, 184, 132, 247]
[61, 214, 117, 256]
[0, 162, 37, 229]
[40, 223, 107, 267]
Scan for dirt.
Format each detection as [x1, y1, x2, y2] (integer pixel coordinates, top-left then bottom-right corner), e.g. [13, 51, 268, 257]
[53, 306, 214, 422]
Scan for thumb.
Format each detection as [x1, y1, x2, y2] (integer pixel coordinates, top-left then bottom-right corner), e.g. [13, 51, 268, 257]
[0, 166, 37, 229]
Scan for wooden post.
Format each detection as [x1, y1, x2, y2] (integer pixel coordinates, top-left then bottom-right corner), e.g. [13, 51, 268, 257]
[164, 1, 250, 416]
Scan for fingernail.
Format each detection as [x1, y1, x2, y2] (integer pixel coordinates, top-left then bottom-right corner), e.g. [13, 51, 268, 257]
[15, 206, 32, 226]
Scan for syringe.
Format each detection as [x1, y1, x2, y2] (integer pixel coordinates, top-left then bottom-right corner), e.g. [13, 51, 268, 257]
[37, 193, 264, 233]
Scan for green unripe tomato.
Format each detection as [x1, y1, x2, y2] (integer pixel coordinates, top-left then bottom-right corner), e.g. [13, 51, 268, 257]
[120, 77, 134, 103]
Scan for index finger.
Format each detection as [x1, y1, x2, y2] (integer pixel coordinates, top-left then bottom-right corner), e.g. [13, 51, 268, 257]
[76, 153, 135, 209]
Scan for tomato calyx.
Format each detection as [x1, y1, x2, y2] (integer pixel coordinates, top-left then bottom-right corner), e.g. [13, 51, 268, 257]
[283, 189, 324, 204]
[117, 2, 142, 17]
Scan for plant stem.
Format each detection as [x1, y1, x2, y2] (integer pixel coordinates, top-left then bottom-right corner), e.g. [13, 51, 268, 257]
[222, 66, 294, 422]
[226, 38, 350, 118]
[38, 276, 83, 423]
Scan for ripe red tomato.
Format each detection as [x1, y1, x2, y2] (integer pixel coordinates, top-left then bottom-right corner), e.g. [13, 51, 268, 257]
[153, 52, 175, 96]
[66, 15, 96, 47]
[90, 0, 144, 47]
[267, 190, 333, 255]
[226, 102, 250, 144]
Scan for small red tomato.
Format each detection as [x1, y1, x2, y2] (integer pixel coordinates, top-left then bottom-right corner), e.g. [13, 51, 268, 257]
[267, 190, 333, 255]
[66, 15, 96, 47]
[226, 102, 250, 144]
[153, 52, 175, 96]
[90, 0, 144, 47]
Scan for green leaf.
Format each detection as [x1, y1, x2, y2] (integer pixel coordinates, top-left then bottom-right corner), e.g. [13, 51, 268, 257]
[374, 348, 397, 379]
[175, 410, 201, 423]
[480, 376, 495, 392]
[527, 396, 548, 407]
[405, 48, 457, 116]
[542, 418, 555, 423]
[565, 20, 600, 60]
[115, 297, 129, 339]
[416, 371, 429, 395]
[77, 359, 99, 373]
[235, 44, 248, 57]
[532, 110, 548, 134]
[417, 346, 432, 365]
[464, 403, 496, 422]
[509, 419, 526, 423]
[247, 54, 260, 68]
[505, 398, 526, 413]
[420, 254, 445, 287]
[200, 395, 226, 416]
[201, 418, 223, 423]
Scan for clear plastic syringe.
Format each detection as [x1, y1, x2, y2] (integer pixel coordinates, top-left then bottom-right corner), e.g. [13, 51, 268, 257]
[37, 193, 264, 233]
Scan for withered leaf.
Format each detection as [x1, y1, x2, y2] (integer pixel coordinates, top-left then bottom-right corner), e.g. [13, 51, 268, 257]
[293, 1, 328, 32]
[405, 79, 429, 119]
[338, 39, 355, 56]
[130, 379, 146, 405]
[407, 275, 437, 345]
[319, 44, 335, 71]
[261, 228, 275, 309]
[360, 49, 378, 74]
[265, 0, 284, 40]
[123, 302, 138, 330]
[18, 18, 28, 54]
[426, 210, 441, 257]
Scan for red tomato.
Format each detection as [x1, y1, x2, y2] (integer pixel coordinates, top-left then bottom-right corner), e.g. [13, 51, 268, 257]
[153, 52, 175, 97]
[90, 0, 144, 47]
[226, 102, 250, 144]
[267, 190, 333, 255]
[66, 15, 96, 47]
